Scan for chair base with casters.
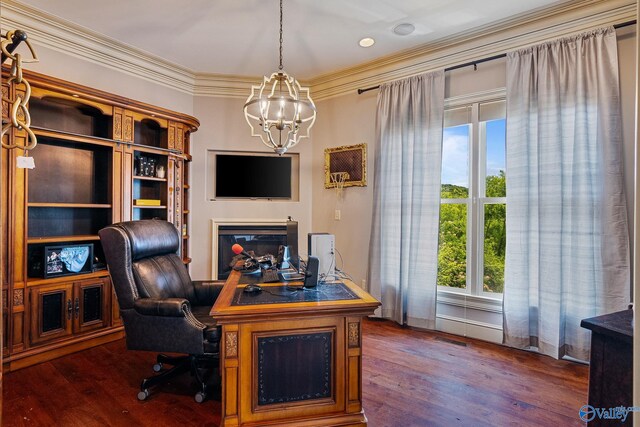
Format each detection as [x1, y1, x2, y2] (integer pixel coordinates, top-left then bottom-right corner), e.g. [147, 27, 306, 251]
[98, 220, 224, 404]
[137, 353, 219, 403]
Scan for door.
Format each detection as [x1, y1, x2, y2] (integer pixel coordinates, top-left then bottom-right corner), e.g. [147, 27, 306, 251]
[74, 277, 110, 334]
[30, 283, 74, 345]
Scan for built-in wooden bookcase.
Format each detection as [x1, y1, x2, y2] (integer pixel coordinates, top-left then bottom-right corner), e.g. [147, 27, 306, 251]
[1, 69, 199, 371]
[182, 144, 192, 264]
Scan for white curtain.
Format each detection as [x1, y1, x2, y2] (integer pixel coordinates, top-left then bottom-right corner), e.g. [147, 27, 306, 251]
[368, 71, 445, 328]
[503, 27, 630, 360]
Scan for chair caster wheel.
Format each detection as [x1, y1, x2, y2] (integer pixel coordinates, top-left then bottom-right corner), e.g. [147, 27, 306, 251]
[138, 389, 150, 401]
[195, 391, 207, 403]
[153, 363, 163, 372]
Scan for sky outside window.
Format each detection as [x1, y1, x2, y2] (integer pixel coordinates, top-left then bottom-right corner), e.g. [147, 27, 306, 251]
[441, 124, 469, 193]
[441, 119, 506, 190]
[485, 119, 505, 176]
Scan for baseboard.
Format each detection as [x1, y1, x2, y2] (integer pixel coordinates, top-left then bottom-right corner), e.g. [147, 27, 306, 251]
[3, 327, 125, 372]
[436, 315, 503, 344]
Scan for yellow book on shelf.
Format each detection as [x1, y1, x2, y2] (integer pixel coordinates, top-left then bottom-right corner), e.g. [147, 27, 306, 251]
[134, 199, 161, 206]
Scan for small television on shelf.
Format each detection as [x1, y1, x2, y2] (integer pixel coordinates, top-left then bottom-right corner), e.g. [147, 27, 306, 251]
[214, 153, 292, 199]
[44, 243, 94, 278]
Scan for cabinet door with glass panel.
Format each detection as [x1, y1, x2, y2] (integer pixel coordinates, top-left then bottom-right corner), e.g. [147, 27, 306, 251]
[438, 98, 506, 297]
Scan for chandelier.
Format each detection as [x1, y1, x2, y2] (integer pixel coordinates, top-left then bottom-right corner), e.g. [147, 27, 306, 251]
[243, 0, 316, 155]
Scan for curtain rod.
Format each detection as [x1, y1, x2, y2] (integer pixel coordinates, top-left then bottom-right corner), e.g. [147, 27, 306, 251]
[357, 20, 637, 95]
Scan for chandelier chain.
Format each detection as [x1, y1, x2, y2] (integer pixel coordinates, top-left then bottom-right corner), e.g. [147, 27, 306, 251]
[279, 0, 283, 71]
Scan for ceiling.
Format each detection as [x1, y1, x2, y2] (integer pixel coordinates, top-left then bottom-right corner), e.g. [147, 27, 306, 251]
[16, 0, 571, 80]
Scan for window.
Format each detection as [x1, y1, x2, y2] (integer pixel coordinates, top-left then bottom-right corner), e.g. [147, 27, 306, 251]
[438, 99, 506, 297]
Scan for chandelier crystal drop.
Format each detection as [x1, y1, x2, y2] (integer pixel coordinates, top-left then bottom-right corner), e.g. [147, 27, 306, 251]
[243, 0, 316, 155]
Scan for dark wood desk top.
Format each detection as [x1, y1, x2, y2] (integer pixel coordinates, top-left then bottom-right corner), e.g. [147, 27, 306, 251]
[580, 309, 633, 344]
[210, 269, 380, 324]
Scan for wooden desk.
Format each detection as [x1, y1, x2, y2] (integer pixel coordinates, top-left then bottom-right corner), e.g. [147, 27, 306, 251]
[211, 271, 380, 427]
[581, 309, 633, 426]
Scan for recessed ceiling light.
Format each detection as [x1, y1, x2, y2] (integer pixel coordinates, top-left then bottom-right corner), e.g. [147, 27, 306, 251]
[393, 23, 415, 36]
[359, 37, 375, 48]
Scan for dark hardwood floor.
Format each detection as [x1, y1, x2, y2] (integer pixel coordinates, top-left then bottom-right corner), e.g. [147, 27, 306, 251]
[3, 319, 588, 426]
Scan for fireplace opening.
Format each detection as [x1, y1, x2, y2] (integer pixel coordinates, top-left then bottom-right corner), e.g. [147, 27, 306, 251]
[217, 225, 287, 279]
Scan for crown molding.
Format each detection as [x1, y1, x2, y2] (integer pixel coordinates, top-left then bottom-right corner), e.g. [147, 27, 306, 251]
[309, 0, 637, 101]
[1, 0, 636, 101]
[193, 73, 314, 99]
[1, 0, 197, 94]
[193, 73, 257, 99]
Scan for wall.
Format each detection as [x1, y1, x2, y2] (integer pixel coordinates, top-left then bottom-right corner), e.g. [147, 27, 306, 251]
[188, 96, 314, 280]
[634, 0, 639, 415]
[617, 26, 637, 282]
[311, 91, 378, 288]
[312, 26, 637, 342]
[25, 45, 193, 114]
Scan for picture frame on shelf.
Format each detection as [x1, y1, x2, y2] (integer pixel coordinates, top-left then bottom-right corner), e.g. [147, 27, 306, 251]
[43, 243, 94, 279]
[324, 143, 367, 189]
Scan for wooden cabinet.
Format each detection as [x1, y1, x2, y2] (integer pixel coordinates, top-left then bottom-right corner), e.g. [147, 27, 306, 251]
[581, 310, 633, 426]
[1, 69, 199, 371]
[29, 277, 110, 345]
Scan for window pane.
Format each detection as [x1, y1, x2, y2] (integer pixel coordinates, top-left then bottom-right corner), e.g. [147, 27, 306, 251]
[485, 119, 506, 197]
[441, 125, 470, 198]
[437, 203, 467, 289]
[483, 203, 506, 293]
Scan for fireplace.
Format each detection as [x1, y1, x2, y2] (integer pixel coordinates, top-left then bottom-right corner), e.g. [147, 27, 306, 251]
[214, 223, 287, 280]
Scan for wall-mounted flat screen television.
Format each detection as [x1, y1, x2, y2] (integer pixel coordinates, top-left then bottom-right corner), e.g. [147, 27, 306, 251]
[215, 153, 292, 199]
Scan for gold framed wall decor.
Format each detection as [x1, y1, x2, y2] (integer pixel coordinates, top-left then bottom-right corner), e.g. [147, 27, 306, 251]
[324, 143, 367, 188]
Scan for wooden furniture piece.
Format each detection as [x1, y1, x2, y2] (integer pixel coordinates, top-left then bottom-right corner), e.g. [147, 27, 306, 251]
[1, 69, 198, 371]
[211, 270, 380, 427]
[581, 309, 633, 426]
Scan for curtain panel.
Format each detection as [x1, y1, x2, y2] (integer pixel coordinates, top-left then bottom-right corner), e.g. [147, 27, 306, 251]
[368, 71, 445, 328]
[503, 27, 629, 360]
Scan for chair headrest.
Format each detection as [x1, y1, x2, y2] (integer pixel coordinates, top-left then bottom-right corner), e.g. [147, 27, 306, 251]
[115, 220, 180, 261]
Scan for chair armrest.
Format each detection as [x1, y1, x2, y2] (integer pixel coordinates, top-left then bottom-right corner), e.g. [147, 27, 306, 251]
[192, 280, 225, 306]
[134, 298, 189, 317]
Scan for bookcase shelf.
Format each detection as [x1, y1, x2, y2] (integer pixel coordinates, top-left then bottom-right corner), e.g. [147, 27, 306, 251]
[26, 270, 110, 287]
[133, 175, 167, 182]
[28, 203, 112, 208]
[33, 127, 117, 147]
[27, 235, 100, 244]
[133, 205, 167, 209]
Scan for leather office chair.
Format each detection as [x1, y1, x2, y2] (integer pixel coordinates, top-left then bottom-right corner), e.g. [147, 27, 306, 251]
[99, 220, 222, 403]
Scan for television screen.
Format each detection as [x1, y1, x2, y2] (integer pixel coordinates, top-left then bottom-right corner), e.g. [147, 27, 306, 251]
[215, 154, 292, 199]
[44, 243, 93, 278]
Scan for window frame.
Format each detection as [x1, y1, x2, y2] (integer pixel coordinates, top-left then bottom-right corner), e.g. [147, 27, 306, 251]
[438, 90, 506, 299]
